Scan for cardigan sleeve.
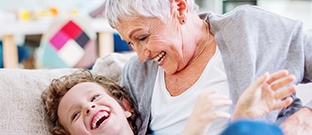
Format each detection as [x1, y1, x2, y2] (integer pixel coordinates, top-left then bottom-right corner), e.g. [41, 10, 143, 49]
[303, 31, 312, 108]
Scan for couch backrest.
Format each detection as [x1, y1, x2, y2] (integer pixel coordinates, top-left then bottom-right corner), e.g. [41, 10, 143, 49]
[0, 52, 134, 135]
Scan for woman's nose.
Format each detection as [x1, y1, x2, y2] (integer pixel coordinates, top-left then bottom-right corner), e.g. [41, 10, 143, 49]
[84, 104, 96, 115]
[132, 42, 150, 62]
[137, 48, 150, 62]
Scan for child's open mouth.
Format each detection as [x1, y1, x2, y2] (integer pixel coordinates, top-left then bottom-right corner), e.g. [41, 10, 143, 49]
[91, 110, 110, 130]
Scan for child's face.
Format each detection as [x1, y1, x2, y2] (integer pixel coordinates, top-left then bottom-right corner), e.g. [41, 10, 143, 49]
[58, 82, 133, 135]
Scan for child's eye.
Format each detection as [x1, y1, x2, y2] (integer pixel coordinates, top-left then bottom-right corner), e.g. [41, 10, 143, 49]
[71, 111, 80, 122]
[127, 42, 134, 47]
[91, 94, 100, 102]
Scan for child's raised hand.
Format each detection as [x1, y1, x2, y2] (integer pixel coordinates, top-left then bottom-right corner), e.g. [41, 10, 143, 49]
[233, 70, 296, 120]
[181, 89, 232, 135]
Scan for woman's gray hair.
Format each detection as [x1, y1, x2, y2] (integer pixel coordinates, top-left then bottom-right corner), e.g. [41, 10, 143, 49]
[105, 0, 199, 28]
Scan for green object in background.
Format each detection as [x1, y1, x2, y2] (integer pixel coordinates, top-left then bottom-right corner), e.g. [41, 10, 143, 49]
[223, 0, 257, 13]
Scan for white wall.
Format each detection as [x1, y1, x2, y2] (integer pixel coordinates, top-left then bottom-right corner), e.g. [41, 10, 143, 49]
[258, 0, 312, 31]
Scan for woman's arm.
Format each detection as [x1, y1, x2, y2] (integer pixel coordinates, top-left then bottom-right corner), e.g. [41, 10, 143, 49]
[280, 31, 312, 135]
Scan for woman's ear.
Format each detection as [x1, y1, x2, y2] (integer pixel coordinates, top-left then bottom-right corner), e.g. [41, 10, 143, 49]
[171, 0, 188, 24]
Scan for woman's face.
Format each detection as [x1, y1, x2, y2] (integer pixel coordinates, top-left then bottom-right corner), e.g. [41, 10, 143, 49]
[58, 82, 133, 135]
[117, 17, 193, 74]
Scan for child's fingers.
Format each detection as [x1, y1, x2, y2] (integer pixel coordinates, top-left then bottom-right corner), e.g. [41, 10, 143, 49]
[196, 94, 232, 111]
[274, 85, 296, 100]
[273, 97, 294, 110]
[197, 89, 230, 102]
[195, 90, 232, 112]
[266, 70, 288, 84]
[271, 75, 296, 91]
[209, 98, 233, 107]
[197, 111, 231, 126]
[248, 72, 269, 93]
[209, 111, 231, 120]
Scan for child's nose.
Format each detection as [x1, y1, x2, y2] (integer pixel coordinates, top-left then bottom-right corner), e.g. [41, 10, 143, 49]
[85, 104, 96, 115]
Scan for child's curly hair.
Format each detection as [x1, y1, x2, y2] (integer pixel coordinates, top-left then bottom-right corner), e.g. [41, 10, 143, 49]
[41, 70, 141, 135]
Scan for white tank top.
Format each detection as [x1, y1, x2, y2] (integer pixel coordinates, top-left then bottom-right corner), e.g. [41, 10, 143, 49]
[150, 47, 230, 135]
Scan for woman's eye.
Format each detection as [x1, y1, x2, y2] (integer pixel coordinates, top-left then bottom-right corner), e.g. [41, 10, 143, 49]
[71, 111, 80, 122]
[91, 94, 100, 102]
[138, 36, 147, 41]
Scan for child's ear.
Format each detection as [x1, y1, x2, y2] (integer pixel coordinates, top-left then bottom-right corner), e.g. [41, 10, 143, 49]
[122, 99, 132, 118]
[124, 111, 132, 118]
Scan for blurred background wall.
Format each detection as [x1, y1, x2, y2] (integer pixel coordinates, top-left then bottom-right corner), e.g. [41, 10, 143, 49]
[197, 0, 312, 31]
[0, 0, 105, 16]
[0, 0, 311, 69]
[1, 0, 311, 30]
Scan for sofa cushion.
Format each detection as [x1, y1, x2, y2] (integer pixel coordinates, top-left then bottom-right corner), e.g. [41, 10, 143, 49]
[0, 68, 75, 135]
[92, 52, 136, 83]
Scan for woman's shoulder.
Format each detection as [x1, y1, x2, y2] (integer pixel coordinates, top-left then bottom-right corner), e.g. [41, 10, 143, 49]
[206, 5, 262, 30]
[208, 5, 301, 33]
[225, 5, 299, 23]
[229, 5, 265, 14]
[223, 5, 278, 22]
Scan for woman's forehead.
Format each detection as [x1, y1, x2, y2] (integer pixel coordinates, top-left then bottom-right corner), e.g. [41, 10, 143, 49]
[117, 17, 158, 39]
[118, 17, 163, 30]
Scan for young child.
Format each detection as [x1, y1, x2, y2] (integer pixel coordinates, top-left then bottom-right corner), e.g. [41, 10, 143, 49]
[42, 69, 295, 135]
[41, 70, 141, 135]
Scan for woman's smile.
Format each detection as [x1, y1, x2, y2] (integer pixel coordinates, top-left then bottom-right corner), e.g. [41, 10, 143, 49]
[152, 51, 166, 65]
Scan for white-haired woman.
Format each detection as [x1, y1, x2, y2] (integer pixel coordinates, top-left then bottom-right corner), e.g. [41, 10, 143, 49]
[104, 0, 312, 134]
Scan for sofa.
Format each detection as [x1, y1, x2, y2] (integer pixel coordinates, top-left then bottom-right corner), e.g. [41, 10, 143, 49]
[0, 52, 311, 135]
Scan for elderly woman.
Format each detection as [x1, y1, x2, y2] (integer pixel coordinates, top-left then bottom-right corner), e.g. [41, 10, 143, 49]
[105, 0, 312, 134]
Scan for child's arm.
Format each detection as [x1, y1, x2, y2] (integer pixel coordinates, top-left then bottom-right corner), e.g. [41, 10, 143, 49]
[233, 70, 296, 120]
[180, 70, 295, 135]
[181, 90, 232, 135]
